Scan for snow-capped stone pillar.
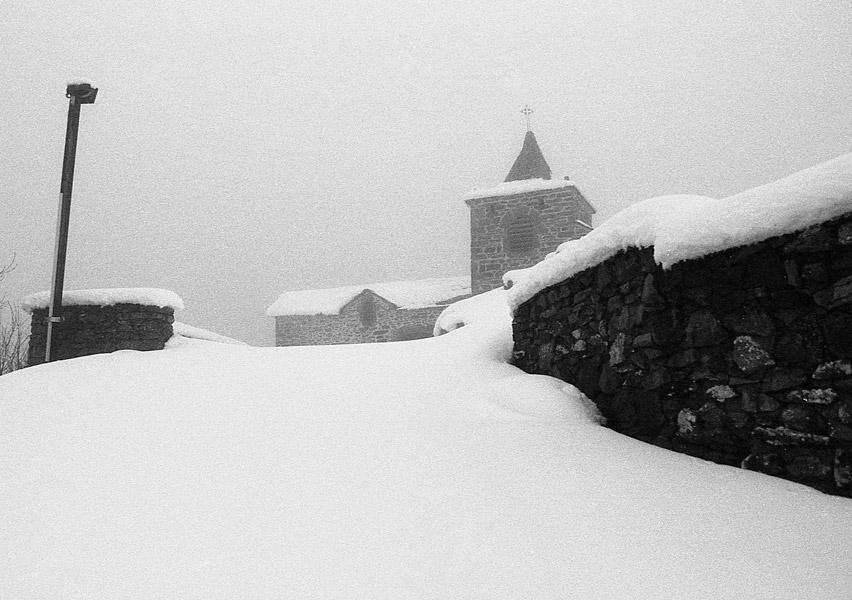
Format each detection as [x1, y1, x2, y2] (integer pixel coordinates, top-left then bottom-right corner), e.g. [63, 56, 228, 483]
[23, 288, 183, 366]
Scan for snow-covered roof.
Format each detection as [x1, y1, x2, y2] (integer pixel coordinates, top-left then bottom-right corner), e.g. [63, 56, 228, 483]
[505, 152, 852, 311]
[463, 177, 576, 201]
[22, 287, 184, 313]
[266, 276, 470, 317]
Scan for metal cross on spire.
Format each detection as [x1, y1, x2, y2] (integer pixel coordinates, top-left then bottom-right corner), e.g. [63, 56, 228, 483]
[521, 105, 534, 131]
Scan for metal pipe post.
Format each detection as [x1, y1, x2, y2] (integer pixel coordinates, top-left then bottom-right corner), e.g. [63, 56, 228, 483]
[45, 83, 97, 362]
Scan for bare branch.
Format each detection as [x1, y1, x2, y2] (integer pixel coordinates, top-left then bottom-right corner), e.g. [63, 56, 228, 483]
[0, 255, 28, 374]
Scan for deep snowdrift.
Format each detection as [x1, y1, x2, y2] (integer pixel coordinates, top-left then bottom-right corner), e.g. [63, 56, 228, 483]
[171, 321, 248, 346]
[2, 295, 852, 599]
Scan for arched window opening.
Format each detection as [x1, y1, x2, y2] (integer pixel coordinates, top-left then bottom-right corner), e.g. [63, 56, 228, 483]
[506, 211, 537, 253]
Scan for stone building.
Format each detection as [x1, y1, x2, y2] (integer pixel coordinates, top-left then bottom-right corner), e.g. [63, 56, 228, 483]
[268, 126, 595, 346]
[267, 278, 470, 346]
[465, 130, 596, 294]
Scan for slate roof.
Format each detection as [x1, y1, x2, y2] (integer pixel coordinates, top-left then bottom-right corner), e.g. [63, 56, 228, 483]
[504, 131, 552, 182]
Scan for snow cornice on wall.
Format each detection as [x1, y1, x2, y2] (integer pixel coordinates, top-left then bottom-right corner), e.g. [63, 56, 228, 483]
[22, 287, 184, 312]
[505, 152, 852, 312]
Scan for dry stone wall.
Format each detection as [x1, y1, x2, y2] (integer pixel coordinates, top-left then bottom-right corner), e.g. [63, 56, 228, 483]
[28, 304, 174, 366]
[512, 211, 852, 497]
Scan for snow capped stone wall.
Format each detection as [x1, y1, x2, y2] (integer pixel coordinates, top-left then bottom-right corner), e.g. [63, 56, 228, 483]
[27, 300, 177, 366]
[512, 212, 852, 497]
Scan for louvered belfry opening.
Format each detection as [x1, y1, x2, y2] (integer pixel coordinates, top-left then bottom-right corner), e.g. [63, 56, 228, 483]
[507, 210, 537, 252]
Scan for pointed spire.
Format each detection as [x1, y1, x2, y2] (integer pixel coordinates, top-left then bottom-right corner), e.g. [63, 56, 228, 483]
[505, 130, 552, 182]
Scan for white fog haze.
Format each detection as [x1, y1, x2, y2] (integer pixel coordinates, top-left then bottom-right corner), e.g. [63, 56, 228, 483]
[2, 0, 850, 345]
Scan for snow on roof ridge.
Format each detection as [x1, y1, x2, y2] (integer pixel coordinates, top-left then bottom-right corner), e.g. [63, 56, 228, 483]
[463, 177, 575, 201]
[267, 276, 470, 317]
[22, 287, 184, 313]
[505, 152, 852, 311]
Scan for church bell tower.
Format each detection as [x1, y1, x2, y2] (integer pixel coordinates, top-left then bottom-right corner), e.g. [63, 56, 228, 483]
[465, 109, 596, 295]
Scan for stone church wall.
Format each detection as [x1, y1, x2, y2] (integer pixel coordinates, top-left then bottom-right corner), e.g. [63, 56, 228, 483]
[512, 211, 852, 497]
[467, 187, 593, 295]
[28, 304, 175, 366]
[274, 301, 448, 346]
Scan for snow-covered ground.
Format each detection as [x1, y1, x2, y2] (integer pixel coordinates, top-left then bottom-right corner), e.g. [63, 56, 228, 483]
[2, 291, 851, 599]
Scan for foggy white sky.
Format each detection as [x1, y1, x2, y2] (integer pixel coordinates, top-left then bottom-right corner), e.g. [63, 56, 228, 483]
[2, 1, 851, 346]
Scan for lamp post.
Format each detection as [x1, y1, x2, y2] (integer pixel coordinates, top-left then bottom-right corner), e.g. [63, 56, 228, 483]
[45, 83, 98, 363]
